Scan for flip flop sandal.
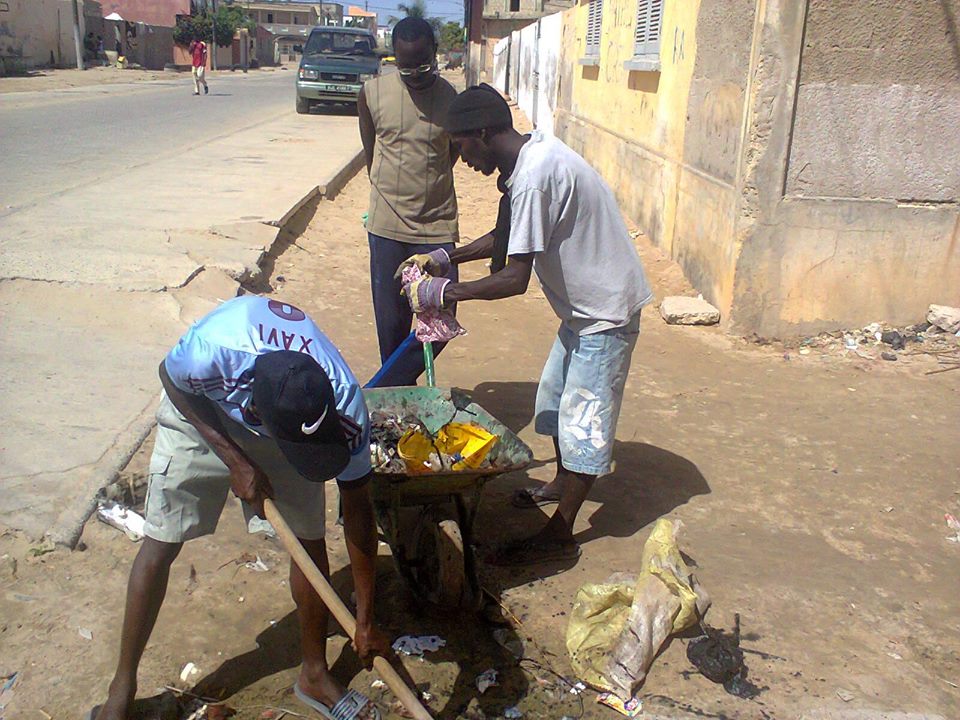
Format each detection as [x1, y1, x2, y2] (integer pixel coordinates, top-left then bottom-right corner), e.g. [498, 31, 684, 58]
[511, 487, 561, 509]
[295, 683, 381, 720]
[487, 537, 582, 566]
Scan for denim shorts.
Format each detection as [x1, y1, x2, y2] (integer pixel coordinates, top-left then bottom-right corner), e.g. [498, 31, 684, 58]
[143, 393, 327, 543]
[533, 314, 640, 475]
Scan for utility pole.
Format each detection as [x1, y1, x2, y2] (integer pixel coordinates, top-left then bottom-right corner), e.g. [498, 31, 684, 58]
[211, 0, 218, 71]
[70, 0, 83, 69]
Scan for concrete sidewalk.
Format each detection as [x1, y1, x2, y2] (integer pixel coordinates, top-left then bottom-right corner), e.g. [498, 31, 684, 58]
[0, 108, 364, 542]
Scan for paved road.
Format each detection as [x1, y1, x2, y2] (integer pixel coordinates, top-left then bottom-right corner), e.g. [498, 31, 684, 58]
[0, 70, 364, 540]
[0, 71, 293, 216]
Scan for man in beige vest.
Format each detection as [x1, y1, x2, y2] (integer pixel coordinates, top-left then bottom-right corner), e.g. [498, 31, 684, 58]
[358, 17, 459, 386]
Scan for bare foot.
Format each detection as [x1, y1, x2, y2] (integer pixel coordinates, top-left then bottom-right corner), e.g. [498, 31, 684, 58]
[93, 681, 135, 720]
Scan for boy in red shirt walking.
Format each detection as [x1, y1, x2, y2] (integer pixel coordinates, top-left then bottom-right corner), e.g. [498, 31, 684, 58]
[189, 39, 209, 95]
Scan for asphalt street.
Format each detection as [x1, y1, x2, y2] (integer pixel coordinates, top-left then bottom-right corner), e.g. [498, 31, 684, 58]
[0, 70, 296, 218]
[0, 68, 365, 539]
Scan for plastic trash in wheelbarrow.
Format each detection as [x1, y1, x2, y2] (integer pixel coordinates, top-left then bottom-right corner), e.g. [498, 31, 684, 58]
[363, 386, 532, 476]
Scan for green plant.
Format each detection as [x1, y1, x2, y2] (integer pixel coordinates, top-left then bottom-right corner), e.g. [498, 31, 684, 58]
[174, 5, 255, 47]
[438, 21, 464, 54]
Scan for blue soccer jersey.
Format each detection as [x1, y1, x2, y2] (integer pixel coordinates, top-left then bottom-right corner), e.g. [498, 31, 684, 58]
[164, 296, 371, 483]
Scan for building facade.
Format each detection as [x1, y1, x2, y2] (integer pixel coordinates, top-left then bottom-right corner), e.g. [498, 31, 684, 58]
[493, 0, 960, 337]
[245, 0, 342, 61]
[465, 0, 572, 84]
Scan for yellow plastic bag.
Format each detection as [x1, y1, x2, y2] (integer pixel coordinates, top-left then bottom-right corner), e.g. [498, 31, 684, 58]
[566, 519, 709, 700]
[397, 423, 498, 474]
[437, 423, 497, 470]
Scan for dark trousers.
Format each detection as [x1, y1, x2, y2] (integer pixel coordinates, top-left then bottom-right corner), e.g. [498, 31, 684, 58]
[368, 233, 459, 386]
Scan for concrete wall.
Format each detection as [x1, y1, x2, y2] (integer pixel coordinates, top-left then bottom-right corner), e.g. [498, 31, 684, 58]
[550, 0, 960, 336]
[729, 0, 960, 335]
[787, 0, 960, 202]
[1, 0, 85, 70]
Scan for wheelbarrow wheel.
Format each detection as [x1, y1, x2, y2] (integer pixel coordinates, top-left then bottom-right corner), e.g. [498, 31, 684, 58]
[412, 512, 468, 608]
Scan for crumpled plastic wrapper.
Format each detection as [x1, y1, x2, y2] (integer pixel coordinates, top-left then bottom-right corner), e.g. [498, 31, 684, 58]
[402, 265, 466, 343]
[565, 519, 711, 700]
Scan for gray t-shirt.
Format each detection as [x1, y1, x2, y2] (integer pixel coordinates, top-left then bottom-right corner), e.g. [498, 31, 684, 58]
[506, 131, 654, 335]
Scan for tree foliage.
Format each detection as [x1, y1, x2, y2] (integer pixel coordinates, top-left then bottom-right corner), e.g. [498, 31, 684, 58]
[438, 21, 464, 53]
[397, 0, 427, 19]
[174, 5, 255, 47]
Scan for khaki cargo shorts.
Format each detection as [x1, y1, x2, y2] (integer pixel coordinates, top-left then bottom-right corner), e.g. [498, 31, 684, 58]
[143, 392, 327, 543]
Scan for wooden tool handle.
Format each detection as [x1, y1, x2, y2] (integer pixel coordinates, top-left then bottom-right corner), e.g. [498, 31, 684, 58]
[263, 499, 433, 720]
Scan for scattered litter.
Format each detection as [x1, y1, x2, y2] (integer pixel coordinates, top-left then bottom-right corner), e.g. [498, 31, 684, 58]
[945, 513, 960, 543]
[180, 662, 200, 682]
[476, 669, 498, 694]
[492, 628, 524, 659]
[596, 693, 643, 718]
[843, 335, 858, 351]
[247, 516, 277, 538]
[244, 555, 270, 572]
[186, 564, 199, 595]
[238, 596, 245, 603]
[0, 671, 20, 715]
[392, 635, 446, 656]
[886, 652, 902, 660]
[798, 348, 810, 355]
[566, 519, 710, 700]
[390, 700, 415, 718]
[96, 500, 146, 541]
[881, 351, 897, 361]
[370, 679, 386, 690]
[881, 507, 894, 513]
[836, 688, 855, 702]
[569, 682, 586, 695]
[27, 539, 56, 557]
[686, 614, 764, 699]
[503, 706, 523, 719]
[78, 627, 93, 641]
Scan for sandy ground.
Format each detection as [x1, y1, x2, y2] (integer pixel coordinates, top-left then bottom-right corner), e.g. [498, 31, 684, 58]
[1, 125, 959, 720]
[0, 65, 287, 94]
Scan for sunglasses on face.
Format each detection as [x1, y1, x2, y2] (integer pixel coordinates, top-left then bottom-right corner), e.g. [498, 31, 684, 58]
[397, 62, 436, 77]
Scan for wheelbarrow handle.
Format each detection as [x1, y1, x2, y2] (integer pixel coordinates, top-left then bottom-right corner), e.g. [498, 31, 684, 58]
[263, 499, 433, 720]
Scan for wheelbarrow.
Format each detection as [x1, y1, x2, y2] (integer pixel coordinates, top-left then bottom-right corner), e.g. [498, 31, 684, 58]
[363, 385, 532, 609]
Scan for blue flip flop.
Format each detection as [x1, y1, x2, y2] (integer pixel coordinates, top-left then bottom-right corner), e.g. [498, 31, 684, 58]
[294, 683, 381, 720]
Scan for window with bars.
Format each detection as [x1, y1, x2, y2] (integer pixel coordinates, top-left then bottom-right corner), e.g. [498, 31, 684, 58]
[584, 0, 603, 59]
[632, 0, 663, 62]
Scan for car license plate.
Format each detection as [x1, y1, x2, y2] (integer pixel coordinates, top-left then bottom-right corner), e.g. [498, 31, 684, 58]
[322, 83, 355, 92]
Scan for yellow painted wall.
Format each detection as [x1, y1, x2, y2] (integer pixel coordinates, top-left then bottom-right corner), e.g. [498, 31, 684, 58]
[559, 0, 699, 256]
[556, 0, 753, 316]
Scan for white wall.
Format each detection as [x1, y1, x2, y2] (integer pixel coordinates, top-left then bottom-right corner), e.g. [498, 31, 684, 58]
[494, 12, 561, 134]
[492, 35, 509, 94]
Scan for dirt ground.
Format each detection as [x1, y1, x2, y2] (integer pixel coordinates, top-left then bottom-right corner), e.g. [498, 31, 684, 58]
[1, 124, 958, 720]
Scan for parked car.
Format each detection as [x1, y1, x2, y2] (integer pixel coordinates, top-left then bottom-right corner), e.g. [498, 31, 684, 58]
[295, 27, 379, 113]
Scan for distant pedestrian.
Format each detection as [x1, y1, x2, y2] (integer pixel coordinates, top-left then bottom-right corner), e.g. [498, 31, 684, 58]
[96, 36, 107, 66]
[189, 39, 209, 95]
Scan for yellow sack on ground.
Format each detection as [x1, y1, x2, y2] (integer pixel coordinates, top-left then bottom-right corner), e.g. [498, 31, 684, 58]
[566, 519, 710, 700]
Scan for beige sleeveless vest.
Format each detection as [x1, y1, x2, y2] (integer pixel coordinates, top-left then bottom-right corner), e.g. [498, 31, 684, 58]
[365, 72, 459, 244]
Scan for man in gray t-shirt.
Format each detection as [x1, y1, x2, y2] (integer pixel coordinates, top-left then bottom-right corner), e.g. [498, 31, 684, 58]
[397, 85, 654, 566]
